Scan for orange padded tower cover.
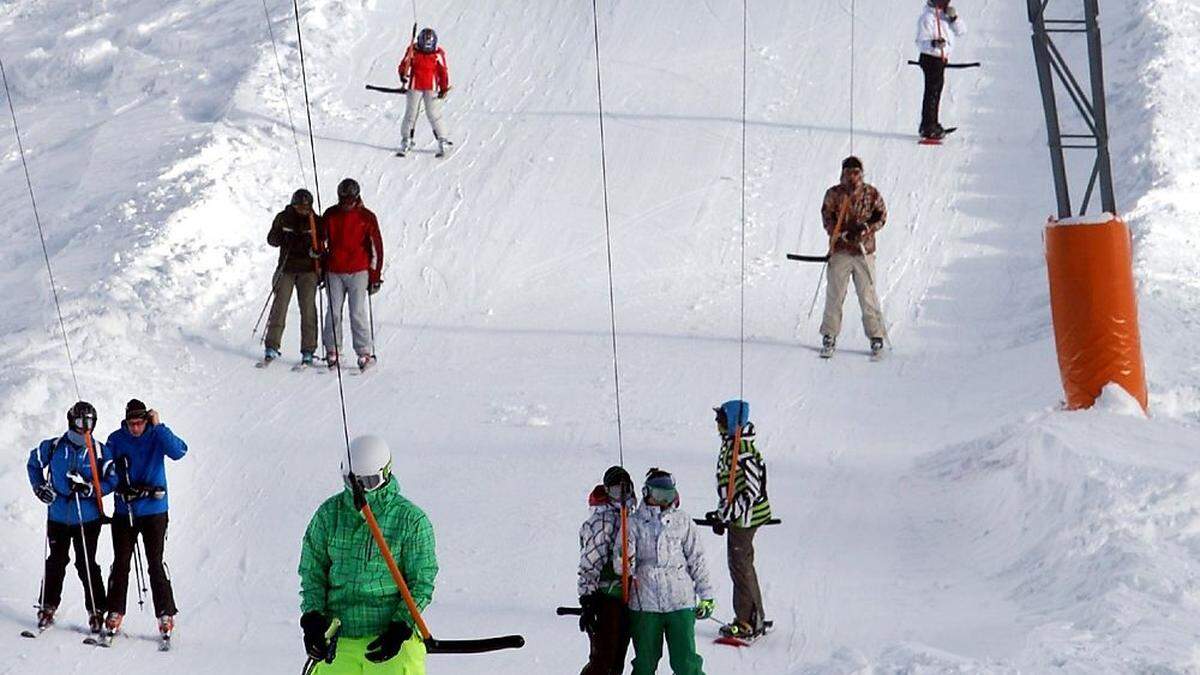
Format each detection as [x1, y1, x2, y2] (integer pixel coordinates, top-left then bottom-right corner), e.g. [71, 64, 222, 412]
[1044, 215, 1148, 412]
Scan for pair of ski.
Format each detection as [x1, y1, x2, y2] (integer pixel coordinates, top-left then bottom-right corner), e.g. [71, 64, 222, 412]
[20, 625, 170, 651]
[364, 84, 453, 159]
[255, 357, 377, 374]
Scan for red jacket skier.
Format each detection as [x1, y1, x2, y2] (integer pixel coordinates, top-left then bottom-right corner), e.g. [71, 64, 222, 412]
[396, 28, 453, 157]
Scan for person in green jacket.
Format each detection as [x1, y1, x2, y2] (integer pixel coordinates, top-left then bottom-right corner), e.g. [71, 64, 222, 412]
[298, 435, 437, 674]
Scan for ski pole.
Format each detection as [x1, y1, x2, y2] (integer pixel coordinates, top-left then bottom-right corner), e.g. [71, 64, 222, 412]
[367, 288, 376, 359]
[118, 467, 149, 612]
[73, 494, 102, 622]
[808, 197, 851, 321]
[252, 249, 291, 341]
[35, 450, 50, 615]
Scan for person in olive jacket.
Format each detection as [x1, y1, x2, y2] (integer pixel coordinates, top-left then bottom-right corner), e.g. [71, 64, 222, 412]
[264, 188, 324, 367]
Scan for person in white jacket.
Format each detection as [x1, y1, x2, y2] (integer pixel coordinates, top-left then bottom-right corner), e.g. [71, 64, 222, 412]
[577, 466, 637, 675]
[915, 0, 967, 139]
[617, 469, 714, 675]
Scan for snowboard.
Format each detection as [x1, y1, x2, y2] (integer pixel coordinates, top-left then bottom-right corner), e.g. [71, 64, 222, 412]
[714, 620, 773, 648]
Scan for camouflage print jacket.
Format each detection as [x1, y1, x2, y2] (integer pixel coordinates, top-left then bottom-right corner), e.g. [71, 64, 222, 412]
[822, 182, 888, 256]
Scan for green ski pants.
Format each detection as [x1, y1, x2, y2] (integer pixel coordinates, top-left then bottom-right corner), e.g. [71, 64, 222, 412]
[629, 609, 704, 675]
[313, 635, 427, 674]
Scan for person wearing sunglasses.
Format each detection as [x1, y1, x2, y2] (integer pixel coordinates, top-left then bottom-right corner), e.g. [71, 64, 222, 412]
[299, 435, 437, 674]
[818, 155, 889, 360]
[577, 465, 637, 674]
[102, 399, 188, 644]
[25, 401, 117, 635]
[619, 469, 713, 675]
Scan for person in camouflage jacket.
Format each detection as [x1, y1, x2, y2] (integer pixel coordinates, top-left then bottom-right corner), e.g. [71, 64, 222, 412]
[819, 155, 889, 356]
[706, 400, 771, 638]
[577, 466, 637, 675]
[298, 436, 437, 674]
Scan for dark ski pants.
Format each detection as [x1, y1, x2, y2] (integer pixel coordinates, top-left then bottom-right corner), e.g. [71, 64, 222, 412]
[41, 519, 106, 614]
[728, 526, 765, 628]
[107, 512, 177, 617]
[581, 594, 631, 675]
[629, 609, 704, 675]
[266, 271, 319, 355]
[919, 53, 947, 135]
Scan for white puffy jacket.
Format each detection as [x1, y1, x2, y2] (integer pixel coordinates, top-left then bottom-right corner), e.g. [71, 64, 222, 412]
[915, 4, 967, 59]
[616, 502, 714, 613]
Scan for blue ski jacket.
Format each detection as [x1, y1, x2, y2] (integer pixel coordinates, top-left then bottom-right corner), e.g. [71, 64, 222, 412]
[106, 421, 188, 517]
[26, 431, 117, 525]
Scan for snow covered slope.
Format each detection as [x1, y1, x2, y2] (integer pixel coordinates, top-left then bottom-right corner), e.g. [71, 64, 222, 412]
[2, 0, 1199, 673]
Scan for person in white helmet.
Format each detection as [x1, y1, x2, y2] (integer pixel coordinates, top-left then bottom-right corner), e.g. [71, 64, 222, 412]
[298, 436, 437, 674]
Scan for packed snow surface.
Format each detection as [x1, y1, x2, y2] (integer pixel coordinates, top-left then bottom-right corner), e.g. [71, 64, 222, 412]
[2, 1, 1199, 673]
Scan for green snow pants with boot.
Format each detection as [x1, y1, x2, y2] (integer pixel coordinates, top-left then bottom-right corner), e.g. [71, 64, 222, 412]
[313, 634, 427, 674]
[629, 609, 704, 675]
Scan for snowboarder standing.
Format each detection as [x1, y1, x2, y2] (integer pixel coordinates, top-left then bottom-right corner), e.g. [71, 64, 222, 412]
[264, 188, 324, 367]
[397, 27, 453, 157]
[705, 400, 772, 640]
[915, 0, 967, 140]
[577, 466, 637, 675]
[25, 401, 116, 634]
[320, 178, 384, 371]
[299, 435, 437, 674]
[818, 156, 888, 359]
[103, 399, 187, 643]
[619, 469, 714, 675]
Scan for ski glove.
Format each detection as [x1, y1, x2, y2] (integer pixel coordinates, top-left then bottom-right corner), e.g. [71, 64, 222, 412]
[300, 611, 336, 662]
[931, 38, 947, 48]
[704, 510, 727, 536]
[578, 593, 601, 633]
[66, 472, 93, 497]
[365, 621, 413, 663]
[695, 598, 716, 620]
[368, 280, 383, 295]
[34, 482, 56, 504]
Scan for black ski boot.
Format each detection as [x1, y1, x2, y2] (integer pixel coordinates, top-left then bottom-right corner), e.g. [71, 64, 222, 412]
[870, 337, 884, 361]
[819, 335, 836, 359]
[36, 606, 56, 631]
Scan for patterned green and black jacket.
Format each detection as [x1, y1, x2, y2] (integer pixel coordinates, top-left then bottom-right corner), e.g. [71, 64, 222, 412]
[715, 434, 773, 529]
[299, 480, 438, 638]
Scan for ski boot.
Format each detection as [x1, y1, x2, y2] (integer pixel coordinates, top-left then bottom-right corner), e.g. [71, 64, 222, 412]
[718, 620, 756, 639]
[326, 350, 339, 371]
[435, 137, 454, 158]
[158, 614, 174, 651]
[357, 354, 376, 372]
[87, 611, 104, 635]
[99, 612, 122, 645]
[396, 137, 410, 157]
[257, 347, 281, 368]
[301, 352, 315, 367]
[36, 606, 56, 631]
[870, 337, 884, 361]
[819, 335, 836, 359]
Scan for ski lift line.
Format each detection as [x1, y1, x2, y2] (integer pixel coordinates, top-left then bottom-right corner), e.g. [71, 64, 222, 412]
[850, 0, 856, 154]
[291, 0, 323, 214]
[589, 0, 625, 467]
[739, 0, 747, 402]
[0, 57, 82, 401]
[262, 0, 309, 187]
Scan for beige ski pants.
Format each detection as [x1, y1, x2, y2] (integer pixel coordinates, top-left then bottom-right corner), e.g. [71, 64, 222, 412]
[819, 251, 886, 340]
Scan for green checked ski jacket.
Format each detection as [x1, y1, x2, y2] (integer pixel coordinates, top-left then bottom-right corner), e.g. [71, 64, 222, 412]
[715, 434, 773, 529]
[299, 480, 438, 639]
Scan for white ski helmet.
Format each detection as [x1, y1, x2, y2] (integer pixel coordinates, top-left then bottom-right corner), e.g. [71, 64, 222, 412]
[341, 435, 393, 492]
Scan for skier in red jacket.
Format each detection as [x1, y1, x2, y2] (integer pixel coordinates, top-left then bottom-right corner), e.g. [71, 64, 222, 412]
[320, 178, 384, 371]
[397, 27, 452, 158]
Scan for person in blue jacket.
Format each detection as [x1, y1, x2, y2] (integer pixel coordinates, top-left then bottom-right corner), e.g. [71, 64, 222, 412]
[103, 399, 188, 640]
[26, 401, 117, 633]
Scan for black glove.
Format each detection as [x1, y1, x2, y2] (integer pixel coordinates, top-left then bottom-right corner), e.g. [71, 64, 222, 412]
[365, 621, 413, 663]
[300, 611, 335, 662]
[931, 38, 947, 48]
[34, 482, 55, 504]
[704, 510, 727, 536]
[578, 593, 601, 633]
[368, 281, 383, 295]
[66, 472, 93, 497]
[120, 484, 164, 501]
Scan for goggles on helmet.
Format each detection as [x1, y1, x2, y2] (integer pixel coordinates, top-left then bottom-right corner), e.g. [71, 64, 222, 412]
[344, 463, 391, 493]
[72, 413, 97, 432]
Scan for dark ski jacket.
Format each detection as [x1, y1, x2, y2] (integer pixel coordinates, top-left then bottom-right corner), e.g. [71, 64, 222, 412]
[268, 205, 323, 275]
[26, 430, 117, 525]
[106, 421, 188, 518]
[822, 181, 888, 256]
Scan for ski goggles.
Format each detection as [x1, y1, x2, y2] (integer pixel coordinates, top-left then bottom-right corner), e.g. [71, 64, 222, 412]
[645, 485, 677, 504]
[344, 465, 391, 493]
[72, 413, 97, 432]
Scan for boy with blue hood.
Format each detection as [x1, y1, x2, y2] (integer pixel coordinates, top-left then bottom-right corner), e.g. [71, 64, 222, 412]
[26, 401, 117, 633]
[706, 400, 772, 640]
[103, 398, 188, 643]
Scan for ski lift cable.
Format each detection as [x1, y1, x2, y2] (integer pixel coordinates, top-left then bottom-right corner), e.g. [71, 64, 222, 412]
[1, 57, 81, 401]
[261, 0, 309, 188]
